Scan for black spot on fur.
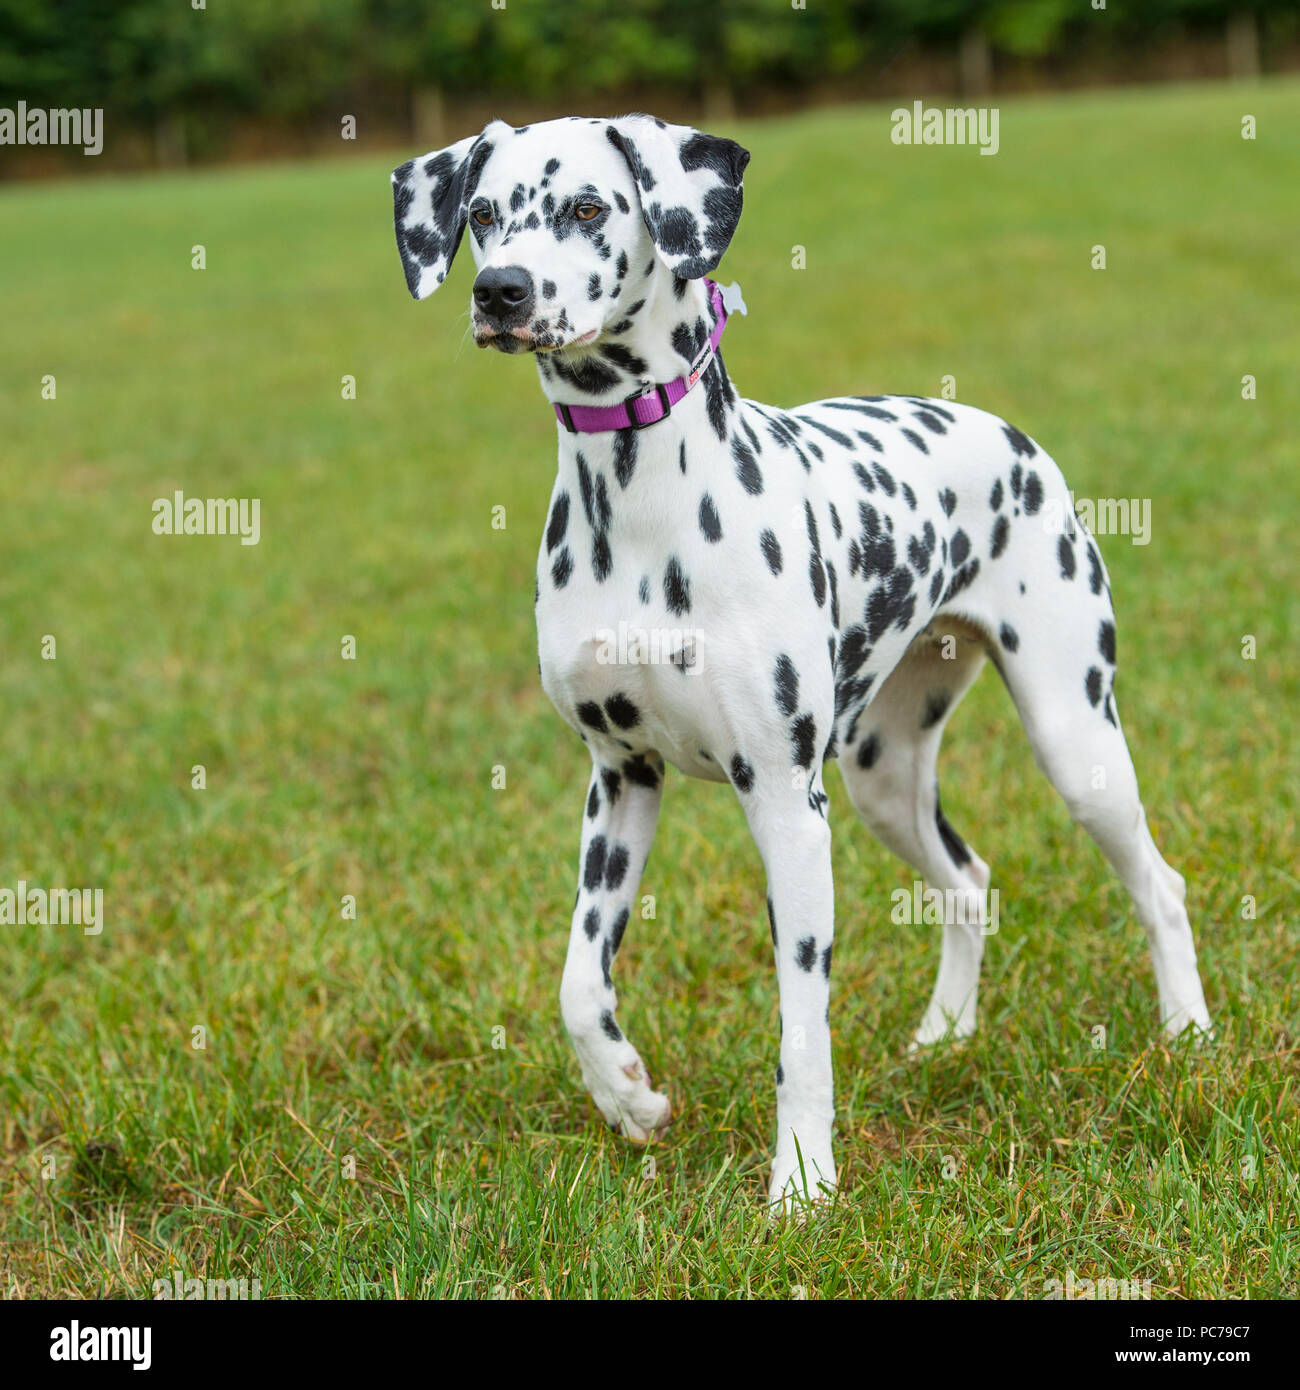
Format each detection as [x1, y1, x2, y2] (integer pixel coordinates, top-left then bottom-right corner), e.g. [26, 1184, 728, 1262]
[552, 547, 573, 588]
[605, 692, 640, 729]
[731, 754, 754, 792]
[698, 493, 722, 541]
[999, 623, 1019, 653]
[1058, 533, 1076, 579]
[791, 714, 817, 769]
[1085, 667, 1104, 707]
[796, 937, 817, 972]
[578, 701, 607, 733]
[760, 530, 782, 574]
[774, 655, 799, 717]
[587, 783, 600, 819]
[935, 795, 972, 868]
[600, 1010, 622, 1041]
[856, 732, 882, 770]
[1099, 619, 1116, 665]
[604, 843, 630, 891]
[584, 836, 607, 891]
[990, 515, 1010, 559]
[584, 907, 601, 940]
[546, 492, 569, 553]
[1023, 472, 1044, 516]
[921, 691, 950, 730]
[664, 556, 691, 615]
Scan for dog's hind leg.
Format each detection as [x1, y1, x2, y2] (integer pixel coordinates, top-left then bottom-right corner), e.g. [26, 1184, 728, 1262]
[993, 601, 1211, 1038]
[840, 626, 992, 1048]
[559, 754, 673, 1142]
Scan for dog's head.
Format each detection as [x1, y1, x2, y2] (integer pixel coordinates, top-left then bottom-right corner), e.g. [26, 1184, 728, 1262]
[391, 115, 749, 354]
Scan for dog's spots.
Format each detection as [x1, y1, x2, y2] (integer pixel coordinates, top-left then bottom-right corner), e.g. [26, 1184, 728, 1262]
[999, 623, 1020, 653]
[1058, 533, 1076, 579]
[541, 279, 557, 300]
[1023, 471, 1044, 516]
[679, 441, 688, 474]
[767, 896, 778, 946]
[900, 427, 929, 453]
[929, 569, 945, 604]
[990, 514, 1010, 559]
[601, 767, 622, 805]
[760, 529, 783, 575]
[914, 410, 947, 434]
[584, 907, 601, 940]
[664, 556, 691, 615]
[587, 273, 602, 301]
[698, 493, 722, 541]
[731, 754, 754, 792]
[856, 731, 882, 770]
[939, 488, 957, 517]
[1003, 423, 1037, 458]
[591, 527, 612, 582]
[795, 936, 817, 972]
[733, 436, 763, 495]
[1085, 666, 1104, 707]
[584, 835, 608, 890]
[613, 429, 637, 488]
[605, 843, 630, 891]
[921, 691, 950, 730]
[600, 1010, 622, 1041]
[586, 783, 600, 819]
[774, 655, 799, 717]
[989, 478, 1004, 511]
[950, 529, 971, 567]
[821, 944, 833, 979]
[791, 713, 817, 769]
[623, 753, 660, 789]
[1010, 464, 1023, 498]
[611, 908, 629, 956]
[605, 692, 640, 729]
[935, 795, 972, 867]
[552, 547, 573, 588]
[1099, 619, 1116, 665]
[577, 701, 607, 733]
[638, 574, 651, 604]
[546, 492, 570, 553]
[1087, 543, 1105, 596]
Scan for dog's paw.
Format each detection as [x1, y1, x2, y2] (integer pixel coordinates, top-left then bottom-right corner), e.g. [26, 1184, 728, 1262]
[909, 1011, 976, 1052]
[585, 1055, 673, 1143]
[767, 1148, 836, 1218]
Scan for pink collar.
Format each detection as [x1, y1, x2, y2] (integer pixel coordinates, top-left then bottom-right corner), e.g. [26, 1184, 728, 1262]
[553, 279, 729, 433]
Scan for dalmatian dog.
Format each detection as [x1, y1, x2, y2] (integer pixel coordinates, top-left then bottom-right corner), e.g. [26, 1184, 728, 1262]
[391, 115, 1212, 1209]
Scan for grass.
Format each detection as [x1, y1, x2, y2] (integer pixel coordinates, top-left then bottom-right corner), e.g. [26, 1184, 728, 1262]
[0, 78, 1297, 1300]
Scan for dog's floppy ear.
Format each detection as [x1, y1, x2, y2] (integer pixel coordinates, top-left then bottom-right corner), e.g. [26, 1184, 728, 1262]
[605, 115, 750, 279]
[391, 132, 494, 300]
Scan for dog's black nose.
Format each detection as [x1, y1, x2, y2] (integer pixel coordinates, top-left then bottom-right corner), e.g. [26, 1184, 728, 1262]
[473, 265, 535, 322]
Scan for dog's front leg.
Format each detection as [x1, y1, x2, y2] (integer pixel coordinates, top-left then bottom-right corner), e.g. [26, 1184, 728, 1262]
[741, 780, 837, 1210]
[559, 755, 671, 1143]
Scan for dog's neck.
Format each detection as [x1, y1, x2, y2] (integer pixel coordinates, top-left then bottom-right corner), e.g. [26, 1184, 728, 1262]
[535, 273, 728, 412]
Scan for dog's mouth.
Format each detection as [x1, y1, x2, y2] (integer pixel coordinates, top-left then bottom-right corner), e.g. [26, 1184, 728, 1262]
[474, 325, 600, 354]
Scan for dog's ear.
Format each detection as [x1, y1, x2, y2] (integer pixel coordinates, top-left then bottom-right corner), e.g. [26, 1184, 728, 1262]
[605, 115, 750, 279]
[391, 132, 495, 300]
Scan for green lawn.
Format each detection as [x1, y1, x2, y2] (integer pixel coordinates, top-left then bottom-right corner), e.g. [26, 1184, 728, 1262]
[1, 79, 1296, 1299]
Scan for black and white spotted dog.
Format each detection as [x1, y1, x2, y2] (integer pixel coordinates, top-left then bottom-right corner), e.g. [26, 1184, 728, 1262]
[392, 115, 1211, 1208]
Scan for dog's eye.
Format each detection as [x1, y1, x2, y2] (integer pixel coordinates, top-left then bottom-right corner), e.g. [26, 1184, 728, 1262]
[472, 208, 493, 227]
[574, 203, 602, 222]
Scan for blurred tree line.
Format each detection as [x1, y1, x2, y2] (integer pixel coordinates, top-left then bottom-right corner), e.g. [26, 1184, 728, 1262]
[0, 0, 1293, 165]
